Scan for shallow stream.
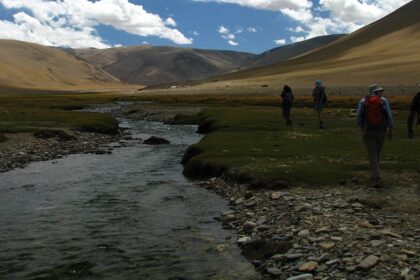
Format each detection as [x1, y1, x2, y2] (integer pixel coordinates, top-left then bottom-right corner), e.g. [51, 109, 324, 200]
[0, 104, 258, 279]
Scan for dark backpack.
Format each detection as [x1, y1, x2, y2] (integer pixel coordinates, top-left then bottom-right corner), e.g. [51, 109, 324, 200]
[283, 91, 293, 103]
[364, 95, 385, 128]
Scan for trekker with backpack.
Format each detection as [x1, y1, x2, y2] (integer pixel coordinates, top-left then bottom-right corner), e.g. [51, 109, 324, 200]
[357, 84, 393, 188]
[312, 80, 328, 128]
[407, 85, 420, 138]
[281, 85, 294, 126]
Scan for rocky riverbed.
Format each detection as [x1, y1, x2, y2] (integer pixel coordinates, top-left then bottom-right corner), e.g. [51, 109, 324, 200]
[199, 177, 420, 280]
[0, 130, 124, 173]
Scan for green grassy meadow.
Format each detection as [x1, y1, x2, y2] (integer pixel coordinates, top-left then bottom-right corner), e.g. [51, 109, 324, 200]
[0, 92, 121, 134]
[183, 107, 420, 186]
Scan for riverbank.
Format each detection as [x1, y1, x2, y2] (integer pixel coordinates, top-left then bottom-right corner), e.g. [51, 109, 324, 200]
[200, 177, 420, 280]
[180, 106, 420, 279]
[0, 130, 124, 173]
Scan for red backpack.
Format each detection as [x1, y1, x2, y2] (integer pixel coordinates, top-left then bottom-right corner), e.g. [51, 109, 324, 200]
[364, 95, 385, 128]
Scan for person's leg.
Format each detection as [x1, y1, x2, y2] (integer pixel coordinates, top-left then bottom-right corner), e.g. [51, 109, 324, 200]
[317, 109, 324, 128]
[285, 106, 291, 125]
[363, 130, 381, 182]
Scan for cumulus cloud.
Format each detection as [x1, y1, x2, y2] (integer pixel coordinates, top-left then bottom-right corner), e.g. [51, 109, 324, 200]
[218, 25, 238, 46]
[228, 40, 238, 46]
[191, 0, 312, 11]
[0, 0, 192, 48]
[290, 36, 305, 43]
[299, 0, 412, 40]
[274, 39, 286, 45]
[247, 27, 257, 33]
[196, 0, 411, 46]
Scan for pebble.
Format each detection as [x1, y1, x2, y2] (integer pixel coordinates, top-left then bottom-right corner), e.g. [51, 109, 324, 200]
[358, 255, 379, 270]
[299, 261, 319, 272]
[286, 274, 314, 280]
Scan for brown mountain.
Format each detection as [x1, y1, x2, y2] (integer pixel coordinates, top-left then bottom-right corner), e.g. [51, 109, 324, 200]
[0, 40, 122, 91]
[68, 46, 256, 86]
[243, 34, 345, 70]
[214, 0, 420, 89]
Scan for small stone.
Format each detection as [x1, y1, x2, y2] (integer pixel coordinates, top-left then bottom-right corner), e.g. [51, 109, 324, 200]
[298, 229, 310, 237]
[351, 202, 364, 208]
[237, 236, 251, 244]
[401, 249, 416, 256]
[216, 244, 225, 253]
[370, 240, 386, 247]
[271, 192, 282, 200]
[330, 236, 343, 242]
[358, 255, 379, 270]
[299, 261, 319, 272]
[381, 229, 403, 239]
[266, 267, 282, 275]
[286, 253, 303, 260]
[359, 220, 375, 228]
[242, 221, 257, 232]
[380, 254, 390, 262]
[315, 226, 330, 233]
[326, 259, 340, 266]
[319, 242, 335, 250]
[286, 273, 314, 280]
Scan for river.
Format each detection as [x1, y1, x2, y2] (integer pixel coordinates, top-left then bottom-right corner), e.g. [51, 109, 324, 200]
[0, 105, 258, 279]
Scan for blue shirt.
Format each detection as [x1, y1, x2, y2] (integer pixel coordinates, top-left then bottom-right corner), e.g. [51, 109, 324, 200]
[357, 94, 393, 128]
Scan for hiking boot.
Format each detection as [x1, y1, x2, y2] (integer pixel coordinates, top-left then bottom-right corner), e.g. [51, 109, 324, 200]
[372, 177, 384, 188]
[319, 121, 324, 129]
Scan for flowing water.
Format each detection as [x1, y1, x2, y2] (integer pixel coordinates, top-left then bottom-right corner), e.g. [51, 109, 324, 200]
[0, 105, 258, 279]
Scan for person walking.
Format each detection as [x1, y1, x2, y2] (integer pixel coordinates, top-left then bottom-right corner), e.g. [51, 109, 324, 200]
[357, 84, 393, 188]
[407, 85, 420, 138]
[281, 85, 294, 126]
[312, 80, 328, 128]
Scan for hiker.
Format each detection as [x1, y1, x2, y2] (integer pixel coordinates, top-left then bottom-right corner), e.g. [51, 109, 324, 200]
[312, 80, 328, 128]
[281, 85, 294, 126]
[407, 85, 420, 138]
[357, 84, 393, 188]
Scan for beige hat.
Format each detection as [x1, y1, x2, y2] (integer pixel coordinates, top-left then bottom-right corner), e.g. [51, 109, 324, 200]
[369, 84, 384, 94]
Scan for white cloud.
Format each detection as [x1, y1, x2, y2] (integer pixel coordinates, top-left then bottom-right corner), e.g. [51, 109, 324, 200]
[165, 17, 177, 27]
[194, 0, 412, 46]
[290, 36, 305, 43]
[288, 26, 305, 33]
[218, 25, 238, 46]
[223, 33, 236, 40]
[228, 40, 238, 46]
[274, 39, 286, 45]
[218, 25, 230, 34]
[192, 0, 312, 11]
[0, 0, 192, 48]
[247, 27, 257, 33]
[191, 30, 200, 36]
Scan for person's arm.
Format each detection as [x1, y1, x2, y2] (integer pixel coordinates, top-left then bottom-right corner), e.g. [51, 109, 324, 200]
[357, 99, 365, 130]
[408, 110, 415, 138]
[382, 98, 393, 140]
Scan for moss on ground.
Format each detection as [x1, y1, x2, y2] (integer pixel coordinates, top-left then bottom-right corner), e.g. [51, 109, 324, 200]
[0, 92, 120, 134]
[182, 107, 420, 186]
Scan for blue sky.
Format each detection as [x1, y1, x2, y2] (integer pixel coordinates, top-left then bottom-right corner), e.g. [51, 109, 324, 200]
[0, 0, 411, 54]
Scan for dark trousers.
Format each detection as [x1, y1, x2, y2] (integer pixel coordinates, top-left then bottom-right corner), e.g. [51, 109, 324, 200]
[363, 128, 386, 179]
[282, 105, 292, 124]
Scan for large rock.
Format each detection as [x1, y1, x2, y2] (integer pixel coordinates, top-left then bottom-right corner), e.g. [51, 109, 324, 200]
[143, 136, 170, 145]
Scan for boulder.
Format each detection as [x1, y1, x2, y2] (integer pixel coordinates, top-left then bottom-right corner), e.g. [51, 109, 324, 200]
[143, 136, 170, 145]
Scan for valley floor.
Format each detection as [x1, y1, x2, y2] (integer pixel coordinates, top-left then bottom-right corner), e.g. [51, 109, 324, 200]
[1, 100, 419, 279]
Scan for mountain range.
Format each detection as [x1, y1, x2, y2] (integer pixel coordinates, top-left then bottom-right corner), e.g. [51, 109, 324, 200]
[0, 0, 418, 92]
